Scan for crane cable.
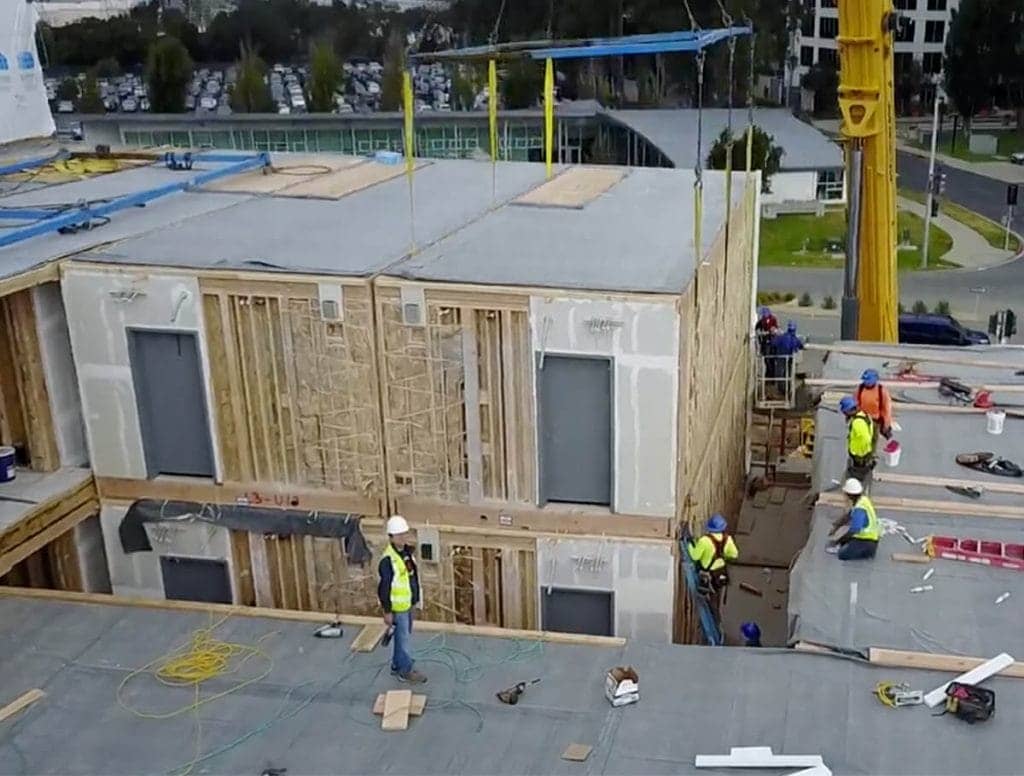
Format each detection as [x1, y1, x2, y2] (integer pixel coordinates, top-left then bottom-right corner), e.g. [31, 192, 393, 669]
[685, 0, 705, 259]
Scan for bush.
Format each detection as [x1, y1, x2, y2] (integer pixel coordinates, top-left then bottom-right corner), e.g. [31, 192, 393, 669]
[898, 302, 906, 314]
[934, 300, 951, 315]
[822, 295, 836, 310]
[783, 292, 796, 302]
[798, 292, 813, 307]
[912, 300, 929, 314]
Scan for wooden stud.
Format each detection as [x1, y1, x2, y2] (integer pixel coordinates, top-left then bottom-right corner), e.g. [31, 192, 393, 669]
[248, 533, 274, 607]
[461, 314, 483, 502]
[381, 689, 413, 731]
[303, 536, 320, 612]
[876, 471, 1024, 496]
[373, 693, 425, 715]
[230, 531, 256, 606]
[351, 623, 388, 652]
[868, 647, 1024, 679]
[0, 689, 44, 723]
[202, 294, 242, 481]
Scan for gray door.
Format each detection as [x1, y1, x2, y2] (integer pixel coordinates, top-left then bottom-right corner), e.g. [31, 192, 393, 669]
[128, 330, 214, 478]
[160, 556, 232, 604]
[542, 588, 614, 637]
[537, 355, 612, 505]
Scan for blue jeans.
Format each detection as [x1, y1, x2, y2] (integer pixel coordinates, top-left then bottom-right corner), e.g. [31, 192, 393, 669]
[391, 610, 414, 675]
[838, 538, 878, 561]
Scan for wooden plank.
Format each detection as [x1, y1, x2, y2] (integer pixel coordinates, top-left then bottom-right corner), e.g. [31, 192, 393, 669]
[0, 689, 44, 723]
[868, 647, 1024, 680]
[233, 297, 265, 481]
[373, 693, 425, 715]
[561, 744, 593, 762]
[0, 262, 60, 299]
[312, 537, 337, 613]
[891, 552, 931, 564]
[471, 552, 485, 625]
[0, 587, 629, 645]
[248, 533, 274, 608]
[876, 471, 1024, 496]
[461, 315, 483, 502]
[351, 623, 388, 652]
[214, 293, 253, 480]
[514, 167, 626, 208]
[247, 298, 279, 482]
[768, 487, 785, 505]
[0, 498, 97, 578]
[803, 342, 1020, 370]
[500, 312, 520, 502]
[381, 689, 412, 731]
[201, 294, 242, 481]
[282, 161, 426, 200]
[0, 476, 96, 558]
[230, 531, 256, 606]
[303, 536, 320, 612]
[290, 534, 309, 610]
[501, 546, 523, 630]
[816, 491, 1024, 519]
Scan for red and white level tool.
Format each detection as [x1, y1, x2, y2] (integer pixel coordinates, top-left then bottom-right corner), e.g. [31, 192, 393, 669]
[927, 535, 1024, 572]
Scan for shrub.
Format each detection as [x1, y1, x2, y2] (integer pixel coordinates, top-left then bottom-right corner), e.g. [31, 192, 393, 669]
[798, 292, 813, 307]
[822, 295, 836, 310]
[898, 302, 906, 314]
[784, 292, 796, 302]
[934, 300, 951, 315]
[912, 300, 928, 314]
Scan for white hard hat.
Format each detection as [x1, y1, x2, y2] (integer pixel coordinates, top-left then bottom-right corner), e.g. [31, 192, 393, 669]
[386, 515, 410, 535]
[842, 478, 864, 496]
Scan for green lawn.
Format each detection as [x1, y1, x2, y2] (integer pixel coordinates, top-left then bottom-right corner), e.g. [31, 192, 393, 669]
[759, 208, 956, 269]
[899, 188, 1021, 252]
[910, 128, 1024, 163]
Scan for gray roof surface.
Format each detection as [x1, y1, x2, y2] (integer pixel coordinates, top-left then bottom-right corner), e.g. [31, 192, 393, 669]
[389, 167, 745, 293]
[788, 343, 1024, 657]
[606, 108, 843, 171]
[1, 593, 1022, 776]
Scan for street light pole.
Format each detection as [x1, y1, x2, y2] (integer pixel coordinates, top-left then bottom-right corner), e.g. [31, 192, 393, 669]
[921, 90, 943, 269]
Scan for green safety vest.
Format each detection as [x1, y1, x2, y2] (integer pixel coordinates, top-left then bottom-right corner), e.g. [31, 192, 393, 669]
[383, 543, 413, 613]
[851, 494, 880, 542]
[848, 411, 874, 458]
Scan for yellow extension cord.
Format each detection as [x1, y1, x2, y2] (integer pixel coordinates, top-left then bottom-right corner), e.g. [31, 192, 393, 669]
[116, 613, 276, 775]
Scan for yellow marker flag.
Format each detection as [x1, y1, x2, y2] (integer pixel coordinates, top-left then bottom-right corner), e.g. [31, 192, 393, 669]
[488, 59, 498, 162]
[402, 69, 414, 177]
[544, 58, 554, 179]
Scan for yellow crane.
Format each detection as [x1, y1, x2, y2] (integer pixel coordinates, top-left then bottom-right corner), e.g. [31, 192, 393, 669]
[837, 0, 899, 343]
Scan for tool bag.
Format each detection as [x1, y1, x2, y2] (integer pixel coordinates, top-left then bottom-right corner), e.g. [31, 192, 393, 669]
[940, 682, 995, 724]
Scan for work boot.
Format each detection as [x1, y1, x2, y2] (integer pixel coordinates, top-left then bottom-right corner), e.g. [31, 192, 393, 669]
[398, 669, 427, 684]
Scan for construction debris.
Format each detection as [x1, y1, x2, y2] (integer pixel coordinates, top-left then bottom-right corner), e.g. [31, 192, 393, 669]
[995, 592, 1011, 605]
[738, 582, 764, 597]
[922, 568, 935, 582]
[909, 585, 933, 594]
[560, 743, 593, 762]
[380, 690, 414, 731]
[939, 682, 996, 724]
[350, 624, 388, 652]
[695, 746, 831, 775]
[0, 689, 44, 723]
[496, 678, 541, 705]
[373, 692, 426, 716]
[605, 666, 639, 707]
[874, 681, 923, 708]
[891, 553, 930, 564]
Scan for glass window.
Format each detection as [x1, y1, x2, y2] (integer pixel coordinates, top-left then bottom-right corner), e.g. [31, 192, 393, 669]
[894, 0, 917, 9]
[819, 17, 839, 38]
[818, 47, 838, 68]
[894, 52, 914, 73]
[922, 52, 943, 73]
[924, 20, 945, 43]
[927, 0, 946, 10]
[895, 18, 916, 42]
[816, 170, 844, 201]
[801, 46, 815, 66]
[800, 8, 815, 37]
[820, 0, 837, 7]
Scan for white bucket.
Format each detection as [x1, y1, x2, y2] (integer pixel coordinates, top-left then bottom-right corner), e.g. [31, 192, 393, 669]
[883, 440, 902, 467]
[987, 410, 1006, 435]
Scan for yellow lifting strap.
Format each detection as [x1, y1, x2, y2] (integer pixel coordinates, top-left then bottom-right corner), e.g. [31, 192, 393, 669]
[544, 57, 554, 179]
[488, 60, 499, 162]
[402, 69, 415, 178]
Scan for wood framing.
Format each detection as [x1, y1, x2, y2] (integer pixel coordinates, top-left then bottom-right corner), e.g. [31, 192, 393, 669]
[0, 263, 60, 300]
[875, 471, 1024, 496]
[0, 587, 627, 646]
[0, 522, 85, 591]
[816, 491, 1024, 519]
[201, 278, 384, 503]
[804, 343, 1020, 371]
[0, 289, 60, 472]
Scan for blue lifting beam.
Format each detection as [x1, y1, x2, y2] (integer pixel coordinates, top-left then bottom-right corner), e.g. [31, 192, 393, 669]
[0, 150, 69, 177]
[679, 537, 723, 646]
[0, 153, 270, 249]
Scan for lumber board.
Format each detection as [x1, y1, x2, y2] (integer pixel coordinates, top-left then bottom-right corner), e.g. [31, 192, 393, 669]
[0, 500, 97, 578]
[248, 533, 274, 608]
[0, 263, 60, 299]
[875, 471, 1024, 496]
[810, 378, 1024, 392]
[0, 588, 628, 646]
[869, 648, 1024, 680]
[0, 689, 44, 723]
[203, 156, 364, 194]
[351, 623, 388, 652]
[514, 167, 626, 209]
[891, 552, 931, 564]
[816, 491, 1024, 519]
[381, 690, 412, 731]
[0, 476, 96, 556]
[373, 693, 426, 716]
[804, 342, 1020, 371]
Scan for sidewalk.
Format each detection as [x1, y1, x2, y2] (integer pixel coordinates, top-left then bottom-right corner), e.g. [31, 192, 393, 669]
[897, 196, 1015, 269]
[896, 142, 1024, 184]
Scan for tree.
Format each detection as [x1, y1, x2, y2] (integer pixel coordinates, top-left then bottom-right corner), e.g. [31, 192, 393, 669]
[895, 59, 924, 116]
[56, 77, 79, 102]
[78, 71, 105, 113]
[451, 64, 481, 111]
[706, 126, 785, 193]
[230, 41, 273, 113]
[307, 39, 342, 113]
[380, 31, 406, 112]
[95, 57, 121, 79]
[501, 60, 543, 110]
[801, 63, 839, 117]
[944, 0, 1000, 130]
[145, 35, 193, 113]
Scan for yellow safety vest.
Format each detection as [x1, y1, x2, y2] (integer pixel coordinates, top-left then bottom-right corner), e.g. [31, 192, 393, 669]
[847, 411, 874, 458]
[688, 533, 739, 571]
[383, 543, 413, 613]
[851, 495, 880, 542]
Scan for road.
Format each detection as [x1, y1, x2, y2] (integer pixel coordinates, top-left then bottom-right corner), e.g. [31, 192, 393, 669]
[760, 151, 1024, 324]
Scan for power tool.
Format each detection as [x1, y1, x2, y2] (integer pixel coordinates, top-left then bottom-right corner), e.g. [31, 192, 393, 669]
[496, 678, 541, 705]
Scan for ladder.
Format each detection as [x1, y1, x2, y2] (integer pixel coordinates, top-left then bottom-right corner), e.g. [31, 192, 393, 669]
[927, 535, 1024, 572]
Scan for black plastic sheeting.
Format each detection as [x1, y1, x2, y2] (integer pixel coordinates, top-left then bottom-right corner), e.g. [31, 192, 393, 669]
[118, 499, 371, 564]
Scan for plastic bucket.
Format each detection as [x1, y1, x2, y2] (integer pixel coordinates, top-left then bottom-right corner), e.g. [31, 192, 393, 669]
[987, 410, 1006, 435]
[0, 446, 15, 483]
[883, 440, 901, 467]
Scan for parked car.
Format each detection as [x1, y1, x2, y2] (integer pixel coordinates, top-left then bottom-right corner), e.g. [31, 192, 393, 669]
[898, 313, 990, 346]
[1011, 151, 1024, 166]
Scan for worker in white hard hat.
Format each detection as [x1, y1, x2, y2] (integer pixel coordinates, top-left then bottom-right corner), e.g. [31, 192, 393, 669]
[826, 478, 880, 561]
[378, 515, 426, 684]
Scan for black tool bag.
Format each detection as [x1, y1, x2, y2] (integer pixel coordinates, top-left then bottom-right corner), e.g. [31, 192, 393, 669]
[942, 682, 995, 724]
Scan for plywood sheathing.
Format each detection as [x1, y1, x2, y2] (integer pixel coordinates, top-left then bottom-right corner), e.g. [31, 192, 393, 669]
[202, 155, 364, 194]
[513, 167, 627, 209]
[278, 160, 428, 199]
[0, 289, 60, 472]
[201, 279, 383, 501]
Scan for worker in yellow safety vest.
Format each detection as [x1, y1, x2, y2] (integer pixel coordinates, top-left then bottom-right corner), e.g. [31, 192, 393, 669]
[687, 514, 739, 614]
[826, 478, 880, 561]
[378, 515, 427, 684]
[840, 395, 875, 483]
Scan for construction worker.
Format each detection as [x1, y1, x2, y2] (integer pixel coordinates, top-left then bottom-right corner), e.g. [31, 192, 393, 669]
[856, 369, 893, 441]
[768, 321, 804, 393]
[740, 621, 762, 647]
[754, 307, 778, 356]
[840, 395, 875, 484]
[826, 478, 880, 560]
[378, 515, 427, 684]
[687, 514, 739, 615]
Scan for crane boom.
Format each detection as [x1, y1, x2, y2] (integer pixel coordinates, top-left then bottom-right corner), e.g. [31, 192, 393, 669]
[837, 0, 899, 342]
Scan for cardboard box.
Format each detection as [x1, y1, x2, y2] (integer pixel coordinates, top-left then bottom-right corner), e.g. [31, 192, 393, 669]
[604, 666, 639, 707]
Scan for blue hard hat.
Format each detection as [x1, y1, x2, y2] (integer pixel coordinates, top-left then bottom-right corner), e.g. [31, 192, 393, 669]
[760, 307, 771, 317]
[861, 369, 879, 387]
[839, 396, 858, 414]
[787, 320, 797, 332]
[741, 621, 761, 641]
[706, 513, 727, 533]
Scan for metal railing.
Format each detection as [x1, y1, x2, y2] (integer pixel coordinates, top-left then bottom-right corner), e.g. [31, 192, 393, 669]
[754, 350, 797, 409]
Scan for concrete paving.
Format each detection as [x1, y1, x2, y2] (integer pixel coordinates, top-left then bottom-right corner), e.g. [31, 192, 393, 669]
[897, 196, 1016, 269]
